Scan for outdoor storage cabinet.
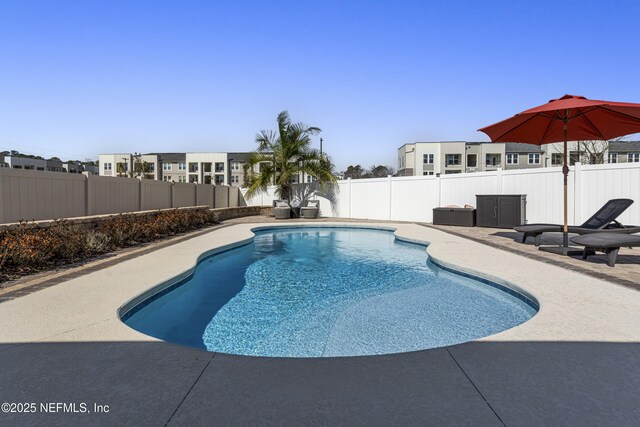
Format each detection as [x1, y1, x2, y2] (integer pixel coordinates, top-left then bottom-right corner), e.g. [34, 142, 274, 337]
[476, 195, 526, 228]
[433, 208, 476, 226]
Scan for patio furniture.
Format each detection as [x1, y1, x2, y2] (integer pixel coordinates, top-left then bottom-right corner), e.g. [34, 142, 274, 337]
[571, 233, 640, 267]
[300, 200, 320, 219]
[479, 94, 640, 253]
[515, 198, 634, 246]
[432, 207, 476, 226]
[273, 200, 291, 219]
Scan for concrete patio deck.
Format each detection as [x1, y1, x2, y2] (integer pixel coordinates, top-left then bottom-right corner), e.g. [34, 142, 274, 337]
[1, 220, 639, 426]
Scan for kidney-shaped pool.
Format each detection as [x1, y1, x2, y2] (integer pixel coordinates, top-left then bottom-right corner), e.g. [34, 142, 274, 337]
[121, 227, 538, 357]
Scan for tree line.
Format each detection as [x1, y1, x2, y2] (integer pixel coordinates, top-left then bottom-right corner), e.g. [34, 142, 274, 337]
[341, 164, 396, 179]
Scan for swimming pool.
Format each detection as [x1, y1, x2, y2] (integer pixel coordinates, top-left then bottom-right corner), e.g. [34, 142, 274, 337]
[122, 227, 537, 357]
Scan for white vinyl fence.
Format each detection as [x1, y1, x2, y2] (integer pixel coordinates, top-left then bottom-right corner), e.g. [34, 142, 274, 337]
[241, 162, 640, 226]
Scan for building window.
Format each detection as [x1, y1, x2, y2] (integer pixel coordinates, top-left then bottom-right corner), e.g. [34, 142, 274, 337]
[104, 162, 112, 171]
[163, 163, 172, 171]
[215, 162, 225, 172]
[231, 162, 240, 171]
[178, 162, 186, 171]
[214, 175, 225, 185]
[189, 163, 198, 173]
[423, 154, 434, 164]
[608, 153, 618, 163]
[467, 154, 477, 168]
[37, 167, 44, 171]
[569, 151, 580, 165]
[13, 165, 22, 169]
[178, 176, 186, 183]
[552, 153, 563, 165]
[445, 154, 461, 166]
[189, 175, 198, 183]
[163, 176, 172, 182]
[628, 153, 640, 163]
[486, 154, 501, 167]
[203, 163, 212, 173]
[444, 170, 461, 174]
[506, 153, 519, 164]
[528, 153, 540, 164]
[422, 171, 434, 176]
[147, 163, 155, 173]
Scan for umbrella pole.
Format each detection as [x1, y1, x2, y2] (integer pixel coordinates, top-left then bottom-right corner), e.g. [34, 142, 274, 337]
[562, 119, 569, 247]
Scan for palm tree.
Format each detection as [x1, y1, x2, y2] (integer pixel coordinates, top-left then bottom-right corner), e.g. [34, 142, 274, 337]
[244, 111, 336, 201]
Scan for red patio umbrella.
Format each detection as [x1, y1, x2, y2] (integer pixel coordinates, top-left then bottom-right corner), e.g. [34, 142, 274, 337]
[479, 94, 640, 252]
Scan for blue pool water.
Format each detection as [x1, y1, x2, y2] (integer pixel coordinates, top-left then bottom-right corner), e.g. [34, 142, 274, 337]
[123, 227, 537, 357]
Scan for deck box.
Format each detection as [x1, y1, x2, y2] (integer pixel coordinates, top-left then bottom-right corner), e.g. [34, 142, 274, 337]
[432, 207, 476, 227]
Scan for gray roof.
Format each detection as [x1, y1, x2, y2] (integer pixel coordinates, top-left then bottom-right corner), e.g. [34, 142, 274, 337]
[227, 152, 252, 162]
[609, 141, 640, 152]
[505, 143, 544, 153]
[147, 153, 186, 162]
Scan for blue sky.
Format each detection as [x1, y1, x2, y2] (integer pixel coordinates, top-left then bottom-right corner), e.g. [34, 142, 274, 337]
[1, 0, 639, 171]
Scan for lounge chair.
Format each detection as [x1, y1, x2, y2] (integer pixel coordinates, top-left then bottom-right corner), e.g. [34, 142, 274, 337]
[515, 198, 638, 246]
[300, 200, 320, 219]
[571, 233, 640, 267]
[273, 200, 291, 219]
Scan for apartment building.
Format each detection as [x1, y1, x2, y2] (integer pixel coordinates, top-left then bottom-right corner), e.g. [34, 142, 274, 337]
[541, 140, 640, 166]
[62, 161, 99, 175]
[98, 153, 161, 180]
[98, 152, 265, 186]
[397, 141, 544, 176]
[3, 155, 47, 171]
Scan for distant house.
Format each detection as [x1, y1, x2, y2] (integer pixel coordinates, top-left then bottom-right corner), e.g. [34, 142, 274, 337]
[607, 141, 640, 164]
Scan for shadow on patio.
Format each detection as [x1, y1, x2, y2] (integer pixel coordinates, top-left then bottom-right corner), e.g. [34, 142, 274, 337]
[0, 339, 638, 426]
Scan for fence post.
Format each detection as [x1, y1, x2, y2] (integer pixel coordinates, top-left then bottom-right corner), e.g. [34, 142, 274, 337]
[348, 178, 352, 219]
[138, 178, 143, 211]
[170, 182, 175, 208]
[82, 172, 90, 216]
[574, 162, 582, 225]
[388, 175, 393, 220]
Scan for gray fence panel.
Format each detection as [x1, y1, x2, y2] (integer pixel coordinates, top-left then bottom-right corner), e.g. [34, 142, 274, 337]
[196, 185, 214, 208]
[214, 185, 229, 208]
[141, 180, 172, 211]
[228, 187, 240, 207]
[173, 183, 197, 207]
[0, 171, 247, 224]
[88, 175, 140, 215]
[0, 169, 86, 223]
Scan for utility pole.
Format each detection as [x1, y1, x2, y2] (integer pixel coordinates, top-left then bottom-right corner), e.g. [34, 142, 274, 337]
[320, 138, 323, 156]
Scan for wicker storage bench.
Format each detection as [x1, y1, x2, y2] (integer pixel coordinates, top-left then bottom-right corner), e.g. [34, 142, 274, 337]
[432, 207, 476, 227]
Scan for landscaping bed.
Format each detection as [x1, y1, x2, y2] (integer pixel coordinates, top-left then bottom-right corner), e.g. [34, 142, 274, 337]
[0, 207, 222, 283]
